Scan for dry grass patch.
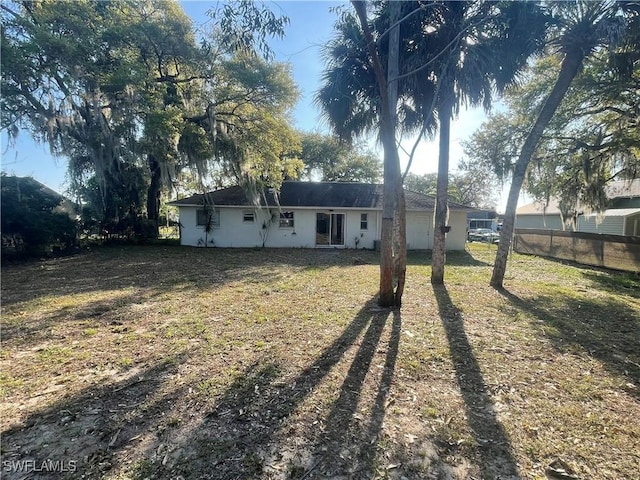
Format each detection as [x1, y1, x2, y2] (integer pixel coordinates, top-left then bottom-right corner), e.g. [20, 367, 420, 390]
[1, 244, 638, 479]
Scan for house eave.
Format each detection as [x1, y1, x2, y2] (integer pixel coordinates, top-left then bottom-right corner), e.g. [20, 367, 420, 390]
[169, 203, 473, 212]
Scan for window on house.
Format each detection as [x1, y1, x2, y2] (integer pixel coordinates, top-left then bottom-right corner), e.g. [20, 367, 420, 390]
[279, 211, 294, 228]
[360, 213, 368, 230]
[243, 211, 255, 223]
[196, 208, 220, 228]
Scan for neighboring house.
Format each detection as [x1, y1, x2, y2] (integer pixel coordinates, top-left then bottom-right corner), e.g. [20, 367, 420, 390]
[169, 181, 472, 250]
[516, 179, 640, 236]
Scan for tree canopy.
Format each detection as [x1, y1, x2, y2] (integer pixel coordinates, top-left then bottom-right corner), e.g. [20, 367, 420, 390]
[404, 170, 498, 209]
[467, 49, 639, 222]
[455, 1, 640, 288]
[1, 0, 298, 236]
[299, 133, 382, 183]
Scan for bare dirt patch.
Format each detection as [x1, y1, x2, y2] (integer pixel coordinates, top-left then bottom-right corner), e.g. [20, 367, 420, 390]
[1, 245, 639, 479]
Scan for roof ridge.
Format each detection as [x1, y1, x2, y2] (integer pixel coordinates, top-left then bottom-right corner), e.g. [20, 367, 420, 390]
[282, 180, 382, 186]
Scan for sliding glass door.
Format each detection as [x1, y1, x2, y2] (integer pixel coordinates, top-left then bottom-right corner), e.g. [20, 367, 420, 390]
[316, 213, 345, 246]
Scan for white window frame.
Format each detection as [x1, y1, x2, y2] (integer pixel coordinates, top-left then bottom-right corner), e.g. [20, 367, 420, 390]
[360, 213, 368, 230]
[279, 211, 294, 228]
[243, 210, 255, 223]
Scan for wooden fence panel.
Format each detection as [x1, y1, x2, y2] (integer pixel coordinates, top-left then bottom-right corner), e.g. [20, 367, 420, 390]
[514, 229, 640, 273]
[604, 239, 640, 272]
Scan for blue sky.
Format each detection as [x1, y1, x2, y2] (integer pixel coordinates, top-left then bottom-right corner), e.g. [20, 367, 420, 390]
[1, 0, 489, 202]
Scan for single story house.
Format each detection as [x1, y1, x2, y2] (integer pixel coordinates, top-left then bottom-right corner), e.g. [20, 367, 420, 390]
[516, 179, 640, 236]
[169, 181, 472, 250]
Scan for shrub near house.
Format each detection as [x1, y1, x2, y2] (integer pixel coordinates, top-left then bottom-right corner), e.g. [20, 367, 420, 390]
[1, 175, 77, 256]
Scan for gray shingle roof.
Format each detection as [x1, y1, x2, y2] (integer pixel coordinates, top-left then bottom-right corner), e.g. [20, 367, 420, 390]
[169, 182, 472, 211]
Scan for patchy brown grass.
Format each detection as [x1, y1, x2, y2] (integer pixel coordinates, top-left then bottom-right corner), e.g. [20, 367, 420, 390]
[1, 244, 639, 479]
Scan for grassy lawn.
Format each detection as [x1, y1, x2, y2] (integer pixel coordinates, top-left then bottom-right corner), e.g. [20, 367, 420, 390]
[1, 244, 639, 479]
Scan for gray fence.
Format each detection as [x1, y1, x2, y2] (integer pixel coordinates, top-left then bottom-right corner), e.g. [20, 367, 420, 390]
[513, 229, 640, 273]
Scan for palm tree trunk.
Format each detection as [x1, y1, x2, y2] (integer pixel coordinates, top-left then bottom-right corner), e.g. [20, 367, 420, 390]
[379, 197, 395, 305]
[379, 119, 398, 305]
[431, 95, 452, 284]
[491, 51, 586, 288]
[394, 184, 407, 305]
[353, 0, 403, 307]
[388, 0, 406, 307]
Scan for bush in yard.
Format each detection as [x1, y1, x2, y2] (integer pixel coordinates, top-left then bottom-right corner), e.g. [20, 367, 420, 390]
[1, 175, 78, 256]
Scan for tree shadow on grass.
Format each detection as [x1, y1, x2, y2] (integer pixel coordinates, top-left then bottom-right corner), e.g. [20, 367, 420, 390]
[1, 298, 401, 479]
[498, 288, 640, 399]
[580, 270, 640, 301]
[0, 246, 380, 309]
[1, 351, 193, 480]
[0, 290, 159, 346]
[407, 249, 492, 267]
[177, 299, 400, 479]
[307, 308, 401, 478]
[432, 284, 520, 480]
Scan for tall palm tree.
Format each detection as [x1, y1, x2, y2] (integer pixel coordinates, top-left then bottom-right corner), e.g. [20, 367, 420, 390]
[316, 6, 429, 143]
[399, 1, 548, 284]
[354, 0, 405, 307]
[491, 0, 631, 288]
[317, 2, 426, 306]
[317, 1, 548, 298]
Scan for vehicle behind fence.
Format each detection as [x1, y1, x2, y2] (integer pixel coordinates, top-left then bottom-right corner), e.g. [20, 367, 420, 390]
[514, 229, 640, 273]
